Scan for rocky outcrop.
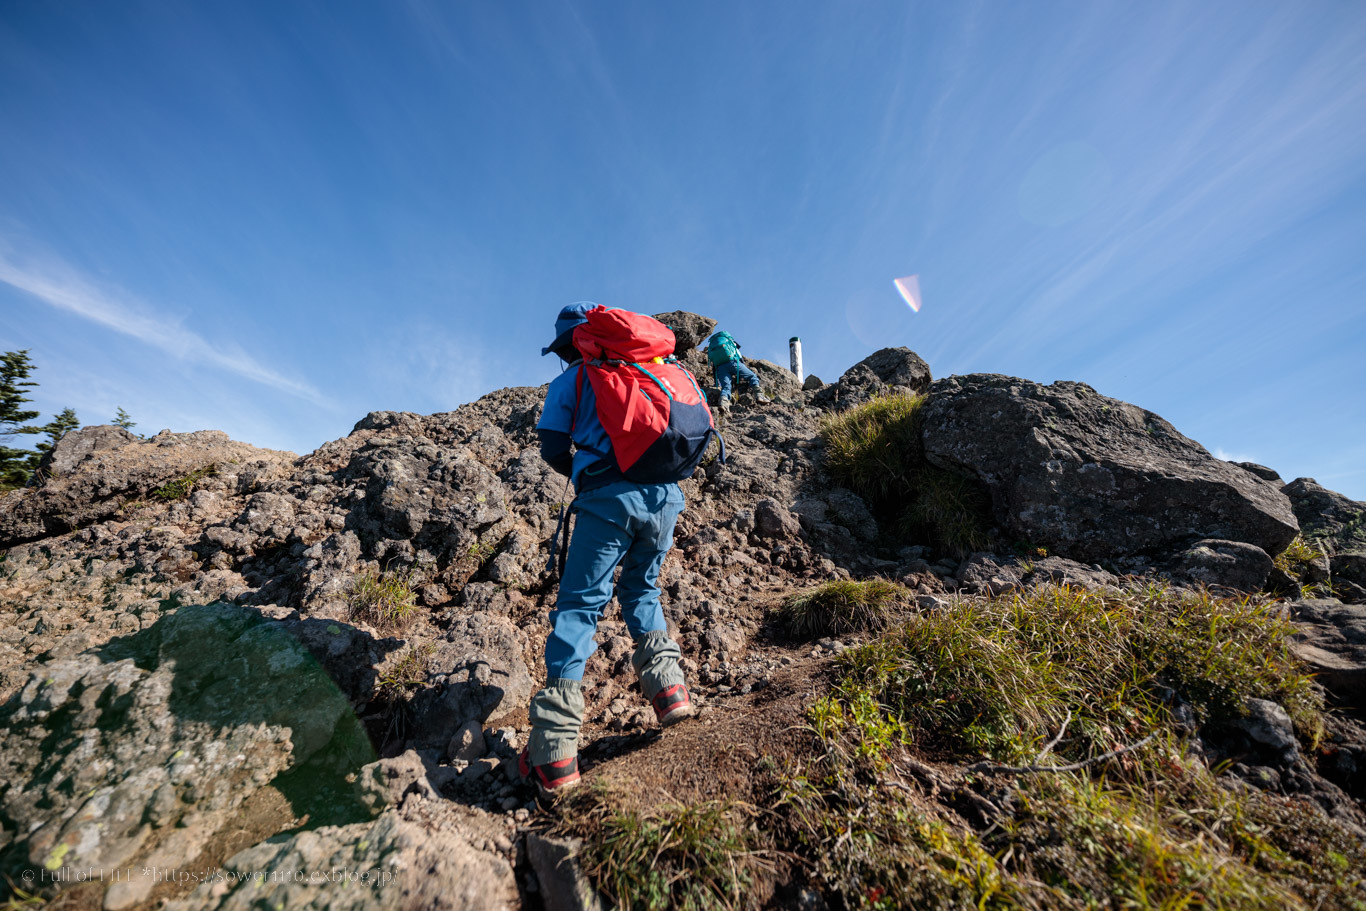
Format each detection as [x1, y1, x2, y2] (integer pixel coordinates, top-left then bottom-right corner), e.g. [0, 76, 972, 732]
[813, 347, 932, 411]
[0, 603, 376, 909]
[1168, 539, 1275, 593]
[0, 429, 294, 549]
[4, 312, 1365, 908]
[36, 423, 138, 476]
[920, 375, 1299, 562]
[1284, 478, 1366, 554]
[652, 310, 717, 353]
[166, 798, 518, 911]
[1291, 598, 1366, 711]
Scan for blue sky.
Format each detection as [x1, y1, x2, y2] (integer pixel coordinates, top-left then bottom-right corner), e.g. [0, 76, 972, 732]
[2, 1, 1364, 498]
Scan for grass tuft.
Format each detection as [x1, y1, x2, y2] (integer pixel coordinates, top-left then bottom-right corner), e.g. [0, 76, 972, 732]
[348, 568, 419, 632]
[777, 579, 911, 638]
[775, 584, 1357, 910]
[838, 583, 1322, 763]
[373, 643, 434, 701]
[150, 464, 216, 501]
[559, 785, 767, 910]
[820, 393, 991, 556]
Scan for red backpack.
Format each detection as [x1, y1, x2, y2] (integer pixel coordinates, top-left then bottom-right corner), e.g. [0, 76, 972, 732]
[571, 307, 723, 483]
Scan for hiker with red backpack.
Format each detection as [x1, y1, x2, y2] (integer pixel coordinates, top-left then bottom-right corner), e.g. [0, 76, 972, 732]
[519, 302, 722, 797]
[705, 331, 769, 413]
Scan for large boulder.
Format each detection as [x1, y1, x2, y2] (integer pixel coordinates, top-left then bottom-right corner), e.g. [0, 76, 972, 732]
[813, 347, 932, 411]
[1167, 539, 1275, 592]
[1283, 478, 1366, 555]
[746, 358, 805, 403]
[0, 603, 376, 908]
[1290, 598, 1366, 710]
[35, 424, 137, 477]
[165, 799, 518, 911]
[652, 310, 717, 352]
[919, 375, 1299, 562]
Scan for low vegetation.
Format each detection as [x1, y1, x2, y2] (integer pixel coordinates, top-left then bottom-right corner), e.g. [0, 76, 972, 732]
[1275, 533, 1333, 597]
[559, 785, 768, 911]
[373, 643, 434, 701]
[150, 464, 217, 501]
[558, 584, 1366, 909]
[839, 583, 1322, 762]
[777, 579, 911, 637]
[348, 567, 419, 631]
[820, 393, 991, 556]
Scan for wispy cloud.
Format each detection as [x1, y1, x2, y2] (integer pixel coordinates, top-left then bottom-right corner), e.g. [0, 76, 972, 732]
[0, 243, 328, 406]
[1212, 447, 1257, 465]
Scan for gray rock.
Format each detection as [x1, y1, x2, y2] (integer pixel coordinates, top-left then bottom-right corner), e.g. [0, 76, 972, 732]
[408, 614, 534, 751]
[1234, 699, 1298, 764]
[823, 488, 879, 543]
[35, 424, 137, 477]
[1234, 461, 1282, 483]
[745, 358, 805, 402]
[652, 310, 717, 352]
[920, 375, 1299, 562]
[956, 553, 1023, 596]
[357, 750, 442, 811]
[754, 499, 801, 539]
[802, 374, 824, 391]
[0, 430, 294, 548]
[166, 801, 518, 911]
[1169, 539, 1275, 592]
[812, 347, 932, 410]
[526, 832, 606, 911]
[1283, 478, 1366, 555]
[1332, 551, 1366, 595]
[1289, 598, 1366, 708]
[1019, 556, 1119, 590]
[448, 719, 488, 762]
[0, 603, 374, 904]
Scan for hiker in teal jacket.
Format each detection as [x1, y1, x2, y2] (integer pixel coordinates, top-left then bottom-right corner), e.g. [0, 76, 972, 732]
[705, 331, 768, 411]
[520, 302, 696, 798]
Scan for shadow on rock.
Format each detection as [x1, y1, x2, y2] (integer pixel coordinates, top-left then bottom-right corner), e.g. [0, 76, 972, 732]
[0, 602, 393, 906]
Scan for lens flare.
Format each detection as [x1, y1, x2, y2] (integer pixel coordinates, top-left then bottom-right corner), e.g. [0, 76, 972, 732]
[894, 274, 922, 312]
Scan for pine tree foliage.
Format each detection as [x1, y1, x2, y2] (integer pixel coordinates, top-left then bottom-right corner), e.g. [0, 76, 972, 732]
[0, 350, 81, 490]
[113, 407, 136, 431]
[1, 350, 42, 490]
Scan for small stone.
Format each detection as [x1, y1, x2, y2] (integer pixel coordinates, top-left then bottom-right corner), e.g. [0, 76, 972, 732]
[447, 719, 487, 763]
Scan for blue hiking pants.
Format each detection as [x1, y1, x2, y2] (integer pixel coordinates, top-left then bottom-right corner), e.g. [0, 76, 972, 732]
[716, 360, 761, 400]
[545, 480, 685, 681]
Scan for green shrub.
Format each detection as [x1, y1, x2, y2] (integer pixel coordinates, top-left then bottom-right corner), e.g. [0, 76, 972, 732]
[348, 568, 419, 631]
[777, 579, 911, 638]
[820, 393, 991, 556]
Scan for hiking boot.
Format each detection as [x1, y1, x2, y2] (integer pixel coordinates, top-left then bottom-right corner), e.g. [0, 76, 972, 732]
[518, 748, 581, 798]
[718, 397, 732, 415]
[652, 683, 696, 727]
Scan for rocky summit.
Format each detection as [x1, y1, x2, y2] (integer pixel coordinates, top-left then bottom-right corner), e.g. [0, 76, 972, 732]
[2, 316, 1365, 910]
